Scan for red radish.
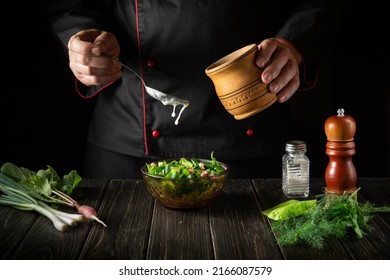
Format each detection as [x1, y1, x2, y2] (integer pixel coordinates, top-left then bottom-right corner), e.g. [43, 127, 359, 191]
[77, 204, 107, 227]
[52, 190, 107, 227]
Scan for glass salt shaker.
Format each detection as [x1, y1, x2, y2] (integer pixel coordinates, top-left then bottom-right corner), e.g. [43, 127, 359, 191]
[282, 140, 310, 198]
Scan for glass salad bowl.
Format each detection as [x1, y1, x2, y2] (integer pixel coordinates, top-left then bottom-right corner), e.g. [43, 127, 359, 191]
[141, 156, 229, 209]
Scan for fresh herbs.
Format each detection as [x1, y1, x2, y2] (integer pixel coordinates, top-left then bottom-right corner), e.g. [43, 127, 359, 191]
[0, 162, 106, 231]
[145, 152, 226, 178]
[262, 188, 390, 249]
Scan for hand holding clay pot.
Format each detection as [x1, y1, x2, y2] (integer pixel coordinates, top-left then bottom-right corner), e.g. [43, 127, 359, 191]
[205, 44, 277, 120]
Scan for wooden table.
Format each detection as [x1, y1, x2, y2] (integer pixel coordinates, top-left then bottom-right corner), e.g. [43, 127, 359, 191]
[1, 178, 389, 260]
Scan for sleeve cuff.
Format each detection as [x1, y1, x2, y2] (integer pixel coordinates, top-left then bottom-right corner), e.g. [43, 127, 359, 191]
[275, 37, 318, 92]
[74, 77, 115, 98]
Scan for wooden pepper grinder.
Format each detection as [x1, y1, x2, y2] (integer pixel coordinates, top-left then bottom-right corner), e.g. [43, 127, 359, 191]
[324, 108, 357, 194]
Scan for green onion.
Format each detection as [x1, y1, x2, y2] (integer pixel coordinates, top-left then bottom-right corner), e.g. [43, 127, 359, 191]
[0, 175, 83, 231]
[0, 163, 108, 231]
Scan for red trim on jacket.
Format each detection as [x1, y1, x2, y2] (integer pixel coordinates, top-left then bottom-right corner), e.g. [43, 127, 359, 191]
[135, 0, 149, 155]
[275, 37, 318, 92]
[72, 1, 149, 155]
[75, 77, 115, 98]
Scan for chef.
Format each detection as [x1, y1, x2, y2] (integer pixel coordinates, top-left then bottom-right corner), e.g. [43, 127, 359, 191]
[46, 0, 339, 179]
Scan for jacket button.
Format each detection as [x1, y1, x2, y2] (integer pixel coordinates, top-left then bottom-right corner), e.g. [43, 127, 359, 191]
[246, 129, 254, 136]
[147, 59, 155, 68]
[152, 129, 160, 138]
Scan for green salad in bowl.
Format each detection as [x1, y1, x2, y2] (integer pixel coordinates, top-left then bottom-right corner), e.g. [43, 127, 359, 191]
[141, 153, 229, 209]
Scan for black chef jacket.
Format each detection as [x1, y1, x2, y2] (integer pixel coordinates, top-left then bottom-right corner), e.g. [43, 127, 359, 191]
[47, 0, 339, 161]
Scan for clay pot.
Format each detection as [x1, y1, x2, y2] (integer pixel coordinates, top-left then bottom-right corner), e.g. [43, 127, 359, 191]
[205, 44, 277, 120]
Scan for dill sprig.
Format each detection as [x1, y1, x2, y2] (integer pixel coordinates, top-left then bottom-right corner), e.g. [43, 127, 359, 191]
[269, 188, 390, 249]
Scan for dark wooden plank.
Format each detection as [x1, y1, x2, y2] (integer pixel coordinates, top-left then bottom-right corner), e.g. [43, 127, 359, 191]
[79, 180, 154, 259]
[209, 179, 283, 260]
[147, 197, 213, 260]
[253, 178, 354, 259]
[9, 179, 109, 259]
[336, 177, 390, 259]
[357, 178, 390, 225]
[338, 224, 390, 259]
[0, 206, 37, 259]
[2, 178, 389, 260]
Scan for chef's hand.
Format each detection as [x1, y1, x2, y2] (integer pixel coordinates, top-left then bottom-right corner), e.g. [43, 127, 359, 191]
[67, 29, 122, 86]
[256, 38, 302, 103]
